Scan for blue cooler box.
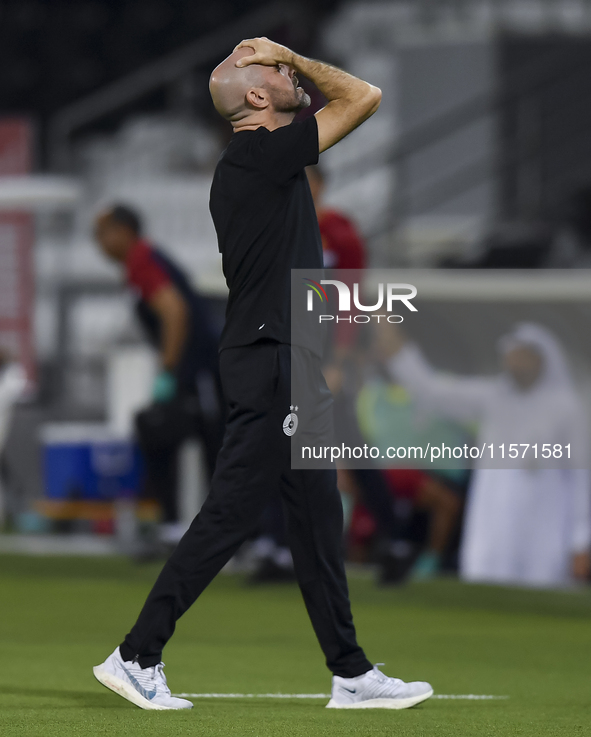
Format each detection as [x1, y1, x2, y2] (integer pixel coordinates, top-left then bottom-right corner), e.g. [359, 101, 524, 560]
[41, 424, 143, 501]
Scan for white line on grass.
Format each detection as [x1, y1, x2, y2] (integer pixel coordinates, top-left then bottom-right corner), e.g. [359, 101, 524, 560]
[174, 694, 330, 699]
[173, 693, 509, 700]
[432, 695, 509, 700]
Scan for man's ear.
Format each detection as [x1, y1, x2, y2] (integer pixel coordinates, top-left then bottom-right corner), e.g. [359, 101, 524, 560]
[246, 87, 269, 110]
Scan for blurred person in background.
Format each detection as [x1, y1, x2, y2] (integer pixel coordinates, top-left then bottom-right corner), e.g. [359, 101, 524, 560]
[0, 348, 26, 528]
[378, 321, 591, 588]
[250, 164, 430, 586]
[305, 163, 422, 583]
[94, 205, 223, 548]
[325, 363, 463, 584]
[356, 373, 468, 581]
[306, 170, 461, 583]
[306, 165, 366, 270]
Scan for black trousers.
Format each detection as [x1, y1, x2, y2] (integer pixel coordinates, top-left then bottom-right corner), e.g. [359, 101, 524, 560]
[120, 340, 372, 678]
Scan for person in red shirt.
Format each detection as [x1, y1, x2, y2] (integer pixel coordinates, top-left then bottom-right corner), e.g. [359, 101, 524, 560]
[305, 165, 411, 583]
[306, 165, 366, 270]
[94, 205, 223, 547]
[96, 207, 193, 398]
[307, 166, 460, 582]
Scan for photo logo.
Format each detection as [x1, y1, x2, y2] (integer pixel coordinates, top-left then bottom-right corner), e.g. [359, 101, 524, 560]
[304, 278, 417, 323]
[303, 278, 329, 310]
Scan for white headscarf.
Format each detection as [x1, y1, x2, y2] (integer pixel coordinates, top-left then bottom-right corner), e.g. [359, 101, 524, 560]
[498, 322, 575, 395]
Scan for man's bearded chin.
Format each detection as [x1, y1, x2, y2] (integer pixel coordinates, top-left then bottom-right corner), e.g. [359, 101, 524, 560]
[272, 87, 311, 113]
[297, 89, 312, 109]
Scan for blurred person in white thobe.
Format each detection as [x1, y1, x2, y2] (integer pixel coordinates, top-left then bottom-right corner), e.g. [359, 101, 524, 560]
[377, 322, 591, 588]
[0, 348, 27, 527]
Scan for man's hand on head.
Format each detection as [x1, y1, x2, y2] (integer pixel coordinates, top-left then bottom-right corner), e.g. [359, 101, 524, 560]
[234, 37, 294, 68]
[230, 37, 382, 153]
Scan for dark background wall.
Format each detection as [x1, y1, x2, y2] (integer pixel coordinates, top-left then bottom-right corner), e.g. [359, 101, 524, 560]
[0, 0, 340, 165]
[498, 33, 591, 222]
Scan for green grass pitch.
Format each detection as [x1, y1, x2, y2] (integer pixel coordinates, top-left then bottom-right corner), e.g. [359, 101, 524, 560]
[1, 554, 590, 736]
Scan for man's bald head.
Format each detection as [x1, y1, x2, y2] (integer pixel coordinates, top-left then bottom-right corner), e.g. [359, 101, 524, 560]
[210, 46, 310, 127]
[209, 48, 267, 122]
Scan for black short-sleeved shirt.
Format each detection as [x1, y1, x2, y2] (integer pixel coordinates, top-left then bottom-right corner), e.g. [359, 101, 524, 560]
[209, 115, 323, 355]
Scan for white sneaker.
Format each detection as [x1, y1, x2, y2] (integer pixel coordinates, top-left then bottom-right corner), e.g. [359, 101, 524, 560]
[326, 665, 433, 709]
[93, 647, 193, 710]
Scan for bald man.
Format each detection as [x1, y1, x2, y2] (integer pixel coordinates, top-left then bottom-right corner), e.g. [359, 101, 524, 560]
[93, 37, 433, 712]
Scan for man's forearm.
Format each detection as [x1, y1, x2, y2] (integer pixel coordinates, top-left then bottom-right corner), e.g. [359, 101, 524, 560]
[150, 287, 188, 372]
[289, 53, 377, 104]
[290, 51, 381, 151]
[160, 311, 187, 371]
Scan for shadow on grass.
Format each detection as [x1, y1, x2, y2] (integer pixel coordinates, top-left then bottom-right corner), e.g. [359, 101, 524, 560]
[0, 685, 129, 709]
